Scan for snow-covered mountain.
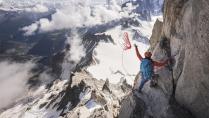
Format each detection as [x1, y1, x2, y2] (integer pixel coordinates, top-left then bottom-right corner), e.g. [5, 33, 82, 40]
[0, 0, 166, 118]
[2, 0, 208, 118]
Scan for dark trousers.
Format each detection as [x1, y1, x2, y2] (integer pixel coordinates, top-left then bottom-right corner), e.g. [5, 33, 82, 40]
[139, 78, 149, 91]
[139, 73, 152, 91]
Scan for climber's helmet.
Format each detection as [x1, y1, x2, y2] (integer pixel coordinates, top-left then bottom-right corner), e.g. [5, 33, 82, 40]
[144, 51, 152, 58]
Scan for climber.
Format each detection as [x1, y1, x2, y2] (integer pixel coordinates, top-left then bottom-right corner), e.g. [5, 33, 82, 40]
[134, 44, 169, 92]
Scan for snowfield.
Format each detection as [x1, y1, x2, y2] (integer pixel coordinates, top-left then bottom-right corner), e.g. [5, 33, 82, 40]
[87, 16, 162, 86]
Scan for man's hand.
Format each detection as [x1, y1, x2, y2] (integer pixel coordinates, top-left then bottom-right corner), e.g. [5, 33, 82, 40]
[134, 44, 143, 61]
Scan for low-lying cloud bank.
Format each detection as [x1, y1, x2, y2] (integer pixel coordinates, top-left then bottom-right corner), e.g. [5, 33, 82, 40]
[25, 4, 49, 13]
[0, 61, 34, 109]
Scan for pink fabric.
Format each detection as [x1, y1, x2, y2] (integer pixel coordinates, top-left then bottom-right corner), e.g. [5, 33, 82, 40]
[123, 32, 131, 50]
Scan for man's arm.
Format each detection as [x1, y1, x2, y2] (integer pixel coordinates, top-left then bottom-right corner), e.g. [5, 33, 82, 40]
[134, 44, 143, 61]
[153, 59, 169, 67]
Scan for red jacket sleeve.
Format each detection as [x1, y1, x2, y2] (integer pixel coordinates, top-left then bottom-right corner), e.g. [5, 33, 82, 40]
[153, 60, 169, 67]
[135, 46, 143, 61]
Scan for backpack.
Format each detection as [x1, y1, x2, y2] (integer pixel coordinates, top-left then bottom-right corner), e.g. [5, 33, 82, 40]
[140, 58, 154, 80]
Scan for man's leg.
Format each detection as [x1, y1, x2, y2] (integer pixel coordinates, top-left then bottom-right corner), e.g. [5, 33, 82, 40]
[139, 79, 148, 91]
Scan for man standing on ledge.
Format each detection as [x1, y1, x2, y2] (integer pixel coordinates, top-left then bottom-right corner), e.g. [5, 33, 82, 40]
[134, 44, 169, 92]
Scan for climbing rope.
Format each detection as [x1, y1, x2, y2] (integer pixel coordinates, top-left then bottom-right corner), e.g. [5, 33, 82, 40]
[117, 32, 135, 77]
[121, 49, 135, 77]
[115, 32, 138, 91]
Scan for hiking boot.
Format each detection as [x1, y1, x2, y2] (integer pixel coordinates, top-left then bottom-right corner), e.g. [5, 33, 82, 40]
[150, 80, 157, 87]
[138, 89, 142, 93]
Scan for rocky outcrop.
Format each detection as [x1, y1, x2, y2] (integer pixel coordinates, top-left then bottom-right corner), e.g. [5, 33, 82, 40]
[63, 72, 132, 118]
[130, 0, 209, 117]
[0, 70, 132, 118]
[119, 93, 145, 118]
[149, 19, 163, 51]
[119, 72, 193, 118]
[119, 0, 209, 117]
[160, 0, 209, 118]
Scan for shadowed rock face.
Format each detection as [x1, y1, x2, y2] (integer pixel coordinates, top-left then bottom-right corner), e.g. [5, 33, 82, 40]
[162, 0, 209, 117]
[119, 94, 145, 118]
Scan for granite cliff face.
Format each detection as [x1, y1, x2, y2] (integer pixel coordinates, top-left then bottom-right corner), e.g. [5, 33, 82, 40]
[163, 0, 209, 118]
[120, 0, 209, 118]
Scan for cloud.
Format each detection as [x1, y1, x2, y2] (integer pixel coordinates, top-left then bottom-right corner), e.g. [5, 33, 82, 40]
[66, 31, 85, 63]
[21, 18, 51, 36]
[0, 61, 34, 109]
[21, 0, 126, 35]
[22, 22, 39, 36]
[39, 72, 54, 83]
[25, 4, 49, 13]
[60, 31, 86, 80]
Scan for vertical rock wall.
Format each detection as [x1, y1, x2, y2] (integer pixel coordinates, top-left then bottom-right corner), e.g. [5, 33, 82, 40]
[162, 0, 209, 117]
